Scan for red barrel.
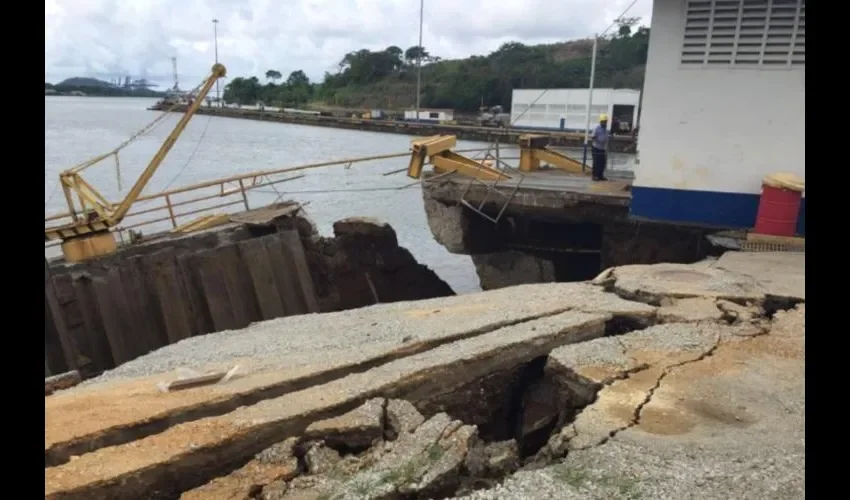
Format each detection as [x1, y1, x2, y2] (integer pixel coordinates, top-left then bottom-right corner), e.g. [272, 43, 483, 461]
[753, 173, 804, 237]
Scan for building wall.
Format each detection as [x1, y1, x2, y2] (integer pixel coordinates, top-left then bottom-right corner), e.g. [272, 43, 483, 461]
[511, 88, 640, 131]
[632, 0, 805, 234]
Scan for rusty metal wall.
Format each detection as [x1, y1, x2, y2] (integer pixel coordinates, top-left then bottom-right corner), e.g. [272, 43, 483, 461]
[44, 230, 318, 377]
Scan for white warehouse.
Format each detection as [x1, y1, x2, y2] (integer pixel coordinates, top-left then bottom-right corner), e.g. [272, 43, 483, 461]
[631, 0, 805, 235]
[510, 88, 641, 132]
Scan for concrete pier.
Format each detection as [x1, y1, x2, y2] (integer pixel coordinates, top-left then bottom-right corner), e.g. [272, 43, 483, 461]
[45, 251, 804, 499]
[150, 104, 637, 153]
[421, 169, 713, 290]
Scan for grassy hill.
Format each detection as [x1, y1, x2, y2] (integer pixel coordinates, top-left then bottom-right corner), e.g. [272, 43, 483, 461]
[224, 20, 649, 113]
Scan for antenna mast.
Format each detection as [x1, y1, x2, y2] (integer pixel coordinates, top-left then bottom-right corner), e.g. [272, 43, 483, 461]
[171, 57, 179, 92]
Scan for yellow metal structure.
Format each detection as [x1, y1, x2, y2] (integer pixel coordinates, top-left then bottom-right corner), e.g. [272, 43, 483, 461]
[406, 135, 509, 181]
[518, 134, 587, 174]
[170, 214, 232, 234]
[45, 63, 227, 262]
[60, 232, 118, 263]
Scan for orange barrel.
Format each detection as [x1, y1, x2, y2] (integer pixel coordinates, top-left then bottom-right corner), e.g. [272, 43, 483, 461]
[753, 173, 805, 237]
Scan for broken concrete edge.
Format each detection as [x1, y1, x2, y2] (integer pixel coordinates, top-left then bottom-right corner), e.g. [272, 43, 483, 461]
[44, 311, 612, 499]
[45, 370, 82, 396]
[187, 305, 804, 499]
[44, 302, 613, 468]
[531, 304, 804, 462]
[44, 282, 656, 469]
[591, 261, 804, 311]
[45, 301, 805, 500]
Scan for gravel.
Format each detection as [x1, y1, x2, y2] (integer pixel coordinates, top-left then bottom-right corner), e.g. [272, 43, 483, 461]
[78, 281, 650, 388]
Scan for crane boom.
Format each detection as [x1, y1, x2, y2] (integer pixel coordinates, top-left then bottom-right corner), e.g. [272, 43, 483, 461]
[45, 63, 227, 262]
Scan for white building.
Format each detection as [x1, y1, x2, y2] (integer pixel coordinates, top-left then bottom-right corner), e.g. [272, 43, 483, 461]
[510, 88, 641, 132]
[403, 109, 454, 122]
[631, 0, 805, 235]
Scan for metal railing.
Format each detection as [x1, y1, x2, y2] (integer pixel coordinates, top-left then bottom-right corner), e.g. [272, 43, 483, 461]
[44, 146, 514, 249]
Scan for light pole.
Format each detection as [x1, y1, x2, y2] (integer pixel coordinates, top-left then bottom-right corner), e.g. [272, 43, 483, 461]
[581, 0, 640, 171]
[580, 35, 599, 172]
[212, 18, 220, 106]
[415, 0, 424, 123]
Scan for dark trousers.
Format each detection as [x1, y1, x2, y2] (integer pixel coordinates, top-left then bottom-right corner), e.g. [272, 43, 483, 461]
[591, 147, 607, 179]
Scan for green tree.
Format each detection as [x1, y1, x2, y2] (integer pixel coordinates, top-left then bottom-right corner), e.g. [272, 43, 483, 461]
[220, 20, 651, 112]
[265, 69, 282, 83]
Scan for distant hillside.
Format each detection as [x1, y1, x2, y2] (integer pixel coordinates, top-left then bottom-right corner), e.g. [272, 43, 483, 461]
[57, 77, 113, 88]
[223, 20, 649, 113]
[46, 77, 165, 98]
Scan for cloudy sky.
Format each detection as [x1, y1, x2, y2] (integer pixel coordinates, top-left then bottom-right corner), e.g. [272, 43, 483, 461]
[45, 0, 652, 88]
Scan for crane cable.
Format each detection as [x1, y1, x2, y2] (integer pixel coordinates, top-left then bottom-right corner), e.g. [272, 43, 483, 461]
[63, 76, 210, 177]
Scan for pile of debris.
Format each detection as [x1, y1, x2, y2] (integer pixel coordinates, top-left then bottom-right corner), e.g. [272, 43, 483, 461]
[185, 398, 526, 500]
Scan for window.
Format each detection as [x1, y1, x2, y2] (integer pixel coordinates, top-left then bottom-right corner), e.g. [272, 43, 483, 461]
[681, 0, 804, 67]
[429, 112, 439, 119]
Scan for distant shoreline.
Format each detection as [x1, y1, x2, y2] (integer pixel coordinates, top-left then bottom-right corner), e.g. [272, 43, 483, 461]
[45, 93, 162, 98]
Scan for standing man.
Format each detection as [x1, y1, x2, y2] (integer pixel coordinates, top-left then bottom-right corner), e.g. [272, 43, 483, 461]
[591, 114, 609, 181]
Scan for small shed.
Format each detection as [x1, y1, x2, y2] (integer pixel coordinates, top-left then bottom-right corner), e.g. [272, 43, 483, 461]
[403, 108, 455, 122]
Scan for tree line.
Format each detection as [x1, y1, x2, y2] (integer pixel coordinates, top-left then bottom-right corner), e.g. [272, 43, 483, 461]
[223, 19, 649, 113]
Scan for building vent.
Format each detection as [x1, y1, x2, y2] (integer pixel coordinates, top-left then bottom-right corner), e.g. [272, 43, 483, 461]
[681, 0, 805, 67]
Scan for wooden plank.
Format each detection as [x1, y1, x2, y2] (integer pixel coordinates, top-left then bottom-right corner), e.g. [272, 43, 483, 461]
[261, 235, 306, 315]
[146, 249, 193, 344]
[238, 238, 286, 320]
[73, 274, 115, 372]
[216, 244, 261, 329]
[177, 253, 214, 337]
[196, 250, 238, 332]
[279, 230, 320, 313]
[92, 270, 135, 365]
[746, 232, 806, 246]
[45, 262, 77, 372]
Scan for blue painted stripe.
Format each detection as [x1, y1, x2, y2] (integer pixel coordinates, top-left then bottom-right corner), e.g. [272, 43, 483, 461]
[630, 186, 806, 236]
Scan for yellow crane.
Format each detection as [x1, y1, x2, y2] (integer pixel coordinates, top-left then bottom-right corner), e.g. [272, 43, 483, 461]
[45, 63, 227, 263]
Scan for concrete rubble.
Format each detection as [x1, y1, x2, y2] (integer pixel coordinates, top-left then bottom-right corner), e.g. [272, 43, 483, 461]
[44, 251, 805, 500]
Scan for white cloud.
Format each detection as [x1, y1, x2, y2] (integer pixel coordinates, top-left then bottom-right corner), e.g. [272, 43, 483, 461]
[44, 0, 653, 88]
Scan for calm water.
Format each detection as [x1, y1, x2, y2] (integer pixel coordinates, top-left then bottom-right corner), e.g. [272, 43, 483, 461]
[45, 97, 634, 294]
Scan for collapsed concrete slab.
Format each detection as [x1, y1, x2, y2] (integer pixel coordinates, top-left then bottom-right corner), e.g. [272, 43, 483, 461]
[457, 306, 805, 500]
[44, 252, 805, 500]
[45, 282, 652, 468]
[45, 309, 611, 499]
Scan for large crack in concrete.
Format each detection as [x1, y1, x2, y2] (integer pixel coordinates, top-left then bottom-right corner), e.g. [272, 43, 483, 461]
[45, 254, 805, 500]
[47, 300, 634, 468]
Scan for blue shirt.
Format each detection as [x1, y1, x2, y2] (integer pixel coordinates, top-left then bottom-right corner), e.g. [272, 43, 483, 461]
[591, 124, 609, 150]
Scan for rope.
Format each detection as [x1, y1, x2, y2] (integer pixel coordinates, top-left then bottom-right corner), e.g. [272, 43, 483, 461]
[67, 77, 208, 174]
[161, 115, 214, 191]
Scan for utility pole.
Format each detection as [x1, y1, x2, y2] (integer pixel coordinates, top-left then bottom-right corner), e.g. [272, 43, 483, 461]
[171, 57, 179, 91]
[415, 0, 424, 123]
[213, 18, 221, 106]
[581, 35, 599, 172]
[582, 0, 641, 171]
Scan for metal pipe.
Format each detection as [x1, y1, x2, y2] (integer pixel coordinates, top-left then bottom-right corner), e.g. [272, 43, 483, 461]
[213, 19, 221, 106]
[581, 35, 599, 172]
[415, 0, 424, 123]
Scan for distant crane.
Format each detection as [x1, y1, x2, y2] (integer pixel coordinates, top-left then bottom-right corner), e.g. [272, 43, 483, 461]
[171, 56, 180, 92]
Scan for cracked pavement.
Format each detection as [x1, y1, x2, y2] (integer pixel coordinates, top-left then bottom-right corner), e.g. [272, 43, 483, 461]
[458, 252, 805, 500]
[45, 251, 804, 500]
